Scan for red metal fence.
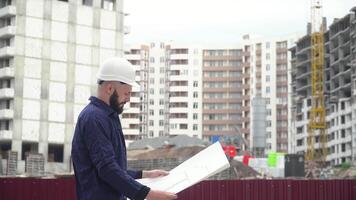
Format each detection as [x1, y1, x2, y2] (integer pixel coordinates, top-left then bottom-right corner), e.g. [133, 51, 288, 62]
[1, 178, 356, 200]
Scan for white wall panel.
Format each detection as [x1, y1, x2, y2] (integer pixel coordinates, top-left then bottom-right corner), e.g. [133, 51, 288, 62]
[100, 30, 115, 49]
[51, 22, 68, 42]
[49, 82, 66, 102]
[51, 42, 67, 61]
[50, 62, 67, 82]
[48, 102, 65, 122]
[24, 58, 41, 78]
[74, 85, 90, 104]
[22, 100, 40, 120]
[26, 0, 44, 18]
[52, 1, 69, 22]
[25, 38, 42, 58]
[22, 120, 40, 141]
[100, 10, 116, 29]
[76, 45, 92, 64]
[25, 18, 43, 38]
[23, 78, 41, 99]
[75, 65, 91, 85]
[76, 26, 92, 45]
[48, 122, 65, 143]
[77, 7, 93, 26]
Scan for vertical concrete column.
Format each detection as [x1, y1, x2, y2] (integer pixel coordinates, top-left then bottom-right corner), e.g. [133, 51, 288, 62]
[116, 0, 124, 56]
[12, 0, 27, 160]
[38, 0, 52, 161]
[63, 1, 77, 167]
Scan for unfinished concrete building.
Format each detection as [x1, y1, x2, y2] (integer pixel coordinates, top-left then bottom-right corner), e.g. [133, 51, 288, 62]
[292, 8, 356, 165]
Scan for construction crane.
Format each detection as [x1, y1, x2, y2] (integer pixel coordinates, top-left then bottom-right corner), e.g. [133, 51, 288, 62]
[306, 0, 327, 163]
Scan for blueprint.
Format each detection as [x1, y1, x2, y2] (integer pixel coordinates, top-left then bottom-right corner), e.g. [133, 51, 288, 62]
[136, 142, 230, 193]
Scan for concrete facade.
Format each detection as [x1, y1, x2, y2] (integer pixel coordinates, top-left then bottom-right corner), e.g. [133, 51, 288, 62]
[124, 42, 203, 140]
[291, 8, 356, 165]
[202, 35, 297, 154]
[0, 0, 125, 173]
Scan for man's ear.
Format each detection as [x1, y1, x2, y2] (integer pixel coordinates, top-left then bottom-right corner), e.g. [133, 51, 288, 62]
[106, 82, 114, 95]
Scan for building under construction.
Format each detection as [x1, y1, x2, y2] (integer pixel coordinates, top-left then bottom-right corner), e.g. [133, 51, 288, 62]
[291, 7, 356, 165]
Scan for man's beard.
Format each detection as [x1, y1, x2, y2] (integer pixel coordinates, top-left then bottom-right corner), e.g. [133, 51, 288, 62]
[109, 90, 125, 114]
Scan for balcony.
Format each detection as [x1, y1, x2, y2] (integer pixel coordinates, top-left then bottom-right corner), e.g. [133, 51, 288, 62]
[125, 54, 141, 61]
[0, 46, 15, 58]
[0, 109, 13, 119]
[0, 5, 16, 18]
[0, 67, 14, 78]
[0, 88, 14, 98]
[0, 130, 12, 139]
[170, 54, 188, 60]
[0, 26, 15, 38]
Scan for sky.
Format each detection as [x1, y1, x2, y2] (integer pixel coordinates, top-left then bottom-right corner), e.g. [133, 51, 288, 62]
[124, 0, 355, 45]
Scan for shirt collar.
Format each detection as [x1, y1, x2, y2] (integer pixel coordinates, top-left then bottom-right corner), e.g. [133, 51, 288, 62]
[89, 96, 117, 116]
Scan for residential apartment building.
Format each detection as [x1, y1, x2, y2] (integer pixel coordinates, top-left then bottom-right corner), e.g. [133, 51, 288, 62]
[0, 0, 124, 172]
[202, 35, 297, 154]
[124, 42, 202, 139]
[291, 7, 356, 165]
[201, 47, 250, 147]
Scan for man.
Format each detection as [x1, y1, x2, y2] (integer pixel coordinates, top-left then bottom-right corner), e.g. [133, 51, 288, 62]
[71, 57, 177, 200]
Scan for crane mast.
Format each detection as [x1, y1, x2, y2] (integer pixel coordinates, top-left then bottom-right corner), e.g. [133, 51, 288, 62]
[306, 0, 327, 162]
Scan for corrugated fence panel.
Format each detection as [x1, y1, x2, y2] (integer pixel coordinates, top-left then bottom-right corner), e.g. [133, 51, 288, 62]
[0, 178, 355, 200]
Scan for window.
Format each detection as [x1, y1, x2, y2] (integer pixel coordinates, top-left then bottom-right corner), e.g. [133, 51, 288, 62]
[193, 103, 198, 109]
[160, 78, 165, 84]
[266, 109, 271, 116]
[266, 75, 270, 82]
[0, 141, 11, 159]
[160, 57, 165, 63]
[149, 88, 154, 94]
[48, 144, 64, 163]
[149, 110, 154, 116]
[193, 81, 198, 87]
[179, 124, 188, 129]
[160, 67, 165, 73]
[149, 120, 154, 126]
[149, 131, 154, 137]
[149, 99, 154, 105]
[159, 88, 164, 94]
[21, 142, 38, 160]
[149, 78, 154, 84]
[193, 113, 198, 120]
[193, 92, 198, 98]
[82, 0, 93, 6]
[159, 99, 164, 105]
[266, 87, 270, 94]
[150, 57, 155, 63]
[266, 53, 270, 60]
[193, 124, 198, 130]
[266, 120, 271, 127]
[266, 64, 270, 71]
[159, 109, 164, 115]
[101, 0, 115, 10]
[159, 120, 164, 126]
[266, 42, 270, 49]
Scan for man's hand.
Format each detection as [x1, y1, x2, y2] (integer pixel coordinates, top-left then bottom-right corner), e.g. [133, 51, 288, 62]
[142, 170, 169, 178]
[146, 190, 177, 200]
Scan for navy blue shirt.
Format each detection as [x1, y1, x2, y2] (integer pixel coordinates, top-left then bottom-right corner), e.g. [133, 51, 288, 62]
[72, 96, 149, 200]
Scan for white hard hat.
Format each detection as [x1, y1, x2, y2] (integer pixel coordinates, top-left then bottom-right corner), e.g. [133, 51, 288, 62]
[96, 57, 140, 88]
